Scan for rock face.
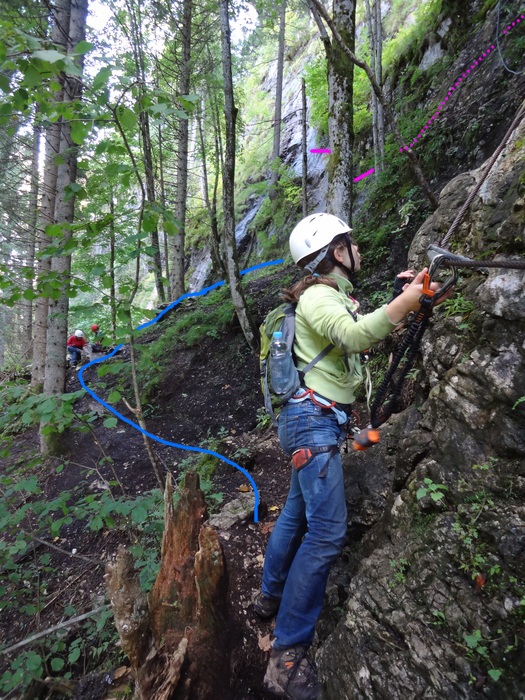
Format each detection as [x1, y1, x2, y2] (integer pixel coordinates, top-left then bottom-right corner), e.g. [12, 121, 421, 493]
[318, 115, 525, 696]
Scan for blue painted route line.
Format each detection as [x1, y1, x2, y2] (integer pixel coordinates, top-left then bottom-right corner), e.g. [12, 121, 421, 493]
[78, 258, 285, 524]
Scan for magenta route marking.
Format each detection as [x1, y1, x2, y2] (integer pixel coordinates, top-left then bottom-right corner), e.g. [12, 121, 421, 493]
[310, 148, 331, 153]
[399, 10, 524, 152]
[353, 167, 375, 182]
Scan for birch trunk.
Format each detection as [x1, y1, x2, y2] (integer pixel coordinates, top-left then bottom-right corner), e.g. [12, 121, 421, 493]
[125, 0, 165, 304]
[219, 0, 257, 351]
[170, 0, 193, 301]
[364, 0, 380, 174]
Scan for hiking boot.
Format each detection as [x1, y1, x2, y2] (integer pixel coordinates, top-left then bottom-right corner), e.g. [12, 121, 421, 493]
[263, 645, 322, 699]
[253, 594, 280, 619]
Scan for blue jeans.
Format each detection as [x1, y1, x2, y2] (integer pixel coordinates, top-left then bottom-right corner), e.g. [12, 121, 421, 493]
[67, 346, 81, 364]
[261, 400, 347, 649]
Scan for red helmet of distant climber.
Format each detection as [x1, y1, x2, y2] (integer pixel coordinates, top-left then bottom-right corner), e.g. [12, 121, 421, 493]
[91, 324, 99, 332]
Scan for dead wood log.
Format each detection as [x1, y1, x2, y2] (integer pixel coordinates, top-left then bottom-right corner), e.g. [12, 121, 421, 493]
[150, 471, 206, 644]
[106, 472, 228, 700]
[104, 546, 150, 673]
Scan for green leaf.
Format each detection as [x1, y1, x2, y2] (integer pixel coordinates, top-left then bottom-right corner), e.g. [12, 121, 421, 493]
[105, 162, 131, 177]
[144, 246, 158, 256]
[93, 66, 112, 91]
[25, 652, 42, 672]
[90, 264, 106, 277]
[131, 504, 148, 524]
[45, 223, 64, 238]
[103, 416, 118, 429]
[50, 657, 65, 671]
[70, 120, 91, 145]
[68, 647, 81, 663]
[0, 74, 10, 92]
[108, 391, 121, 403]
[115, 105, 137, 130]
[488, 669, 502, 682]
[164, 220, 179, 236]
[73, 40, 93, 55]
[416, 488, 427, 500]
[464, 630, 481, 649]
[23, 288, 38, 300]
[21, 64, 43, 88]
[33, 49, 66, 64]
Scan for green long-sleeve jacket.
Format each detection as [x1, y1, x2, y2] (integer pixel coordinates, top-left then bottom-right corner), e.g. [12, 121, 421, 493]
[294, 273, 397, 404]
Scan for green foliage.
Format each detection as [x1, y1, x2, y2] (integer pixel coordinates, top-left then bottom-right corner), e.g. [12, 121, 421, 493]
[442, 294, 475, 324]
[304, 54, 328, 137]
[382, 0, 443, 86]
[388, 558, 409, 586]
[255, 406, 273, 430]
[0, 380, 94, 439]
[271, 159, 302, 207]
[0, 458, 167, 695]
[416, 477, 448, 503]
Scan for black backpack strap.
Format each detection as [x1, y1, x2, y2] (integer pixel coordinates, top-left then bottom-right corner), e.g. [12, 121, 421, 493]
[299, 343, 334, 377]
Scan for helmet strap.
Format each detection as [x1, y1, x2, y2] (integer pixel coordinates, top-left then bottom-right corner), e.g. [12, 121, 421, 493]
[327, 232, 355, 278]
[303, 233, 355, 276]
[304, 245, 329, 273]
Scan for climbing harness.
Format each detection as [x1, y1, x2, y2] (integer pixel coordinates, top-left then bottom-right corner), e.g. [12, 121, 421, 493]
[352, 99, 525, 450]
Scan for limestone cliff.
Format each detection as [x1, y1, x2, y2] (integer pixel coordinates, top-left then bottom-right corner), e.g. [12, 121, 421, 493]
[317, 108, 525, 698]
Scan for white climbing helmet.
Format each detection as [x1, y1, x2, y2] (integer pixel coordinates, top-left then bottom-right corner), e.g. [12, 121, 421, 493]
[289, 213, 352, 271]
[74, 329, 84, 338]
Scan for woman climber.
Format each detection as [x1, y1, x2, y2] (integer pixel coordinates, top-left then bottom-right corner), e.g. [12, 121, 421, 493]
[255, 212, 451, 700]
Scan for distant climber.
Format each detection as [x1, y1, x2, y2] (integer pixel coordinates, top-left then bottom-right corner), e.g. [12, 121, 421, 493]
[90, 324, 104, 353]
[66, 329, 87, 368]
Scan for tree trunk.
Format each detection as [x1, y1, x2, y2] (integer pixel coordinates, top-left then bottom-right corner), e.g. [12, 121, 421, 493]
[301, 77, 308, 217]
[364, 0, 380, 174]
[326, 0, 355, 223]
[269, 0, 287, 197]
[197, 102, 225, 279]
[170, 0, 193, 301]
[219, 0, 258, 351]
[365, 0, 384, 173]
[157, 123, 171, 297]
[31, 0, 71, 390]
[125, 0, 165, 304]
[41, 0, 88, 453]
[106, 472, 228, 699]
[109, 195, 117, 343]
[308, 0, 438, 209]
[374, 0, 384, 171]
[23, 119, 40, 351]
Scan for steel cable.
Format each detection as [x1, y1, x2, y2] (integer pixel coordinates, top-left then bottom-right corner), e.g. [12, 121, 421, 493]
[439, 100, 525, 249]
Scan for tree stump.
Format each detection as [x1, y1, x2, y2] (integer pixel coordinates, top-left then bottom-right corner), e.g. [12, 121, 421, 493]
[105, 471, 229, 699]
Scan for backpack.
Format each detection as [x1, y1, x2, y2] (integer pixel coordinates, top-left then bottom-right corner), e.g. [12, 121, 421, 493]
[260, 303, 334, 425]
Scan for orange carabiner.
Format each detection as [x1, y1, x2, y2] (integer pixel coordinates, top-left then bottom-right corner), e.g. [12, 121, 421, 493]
[421, 271, 435, 299]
